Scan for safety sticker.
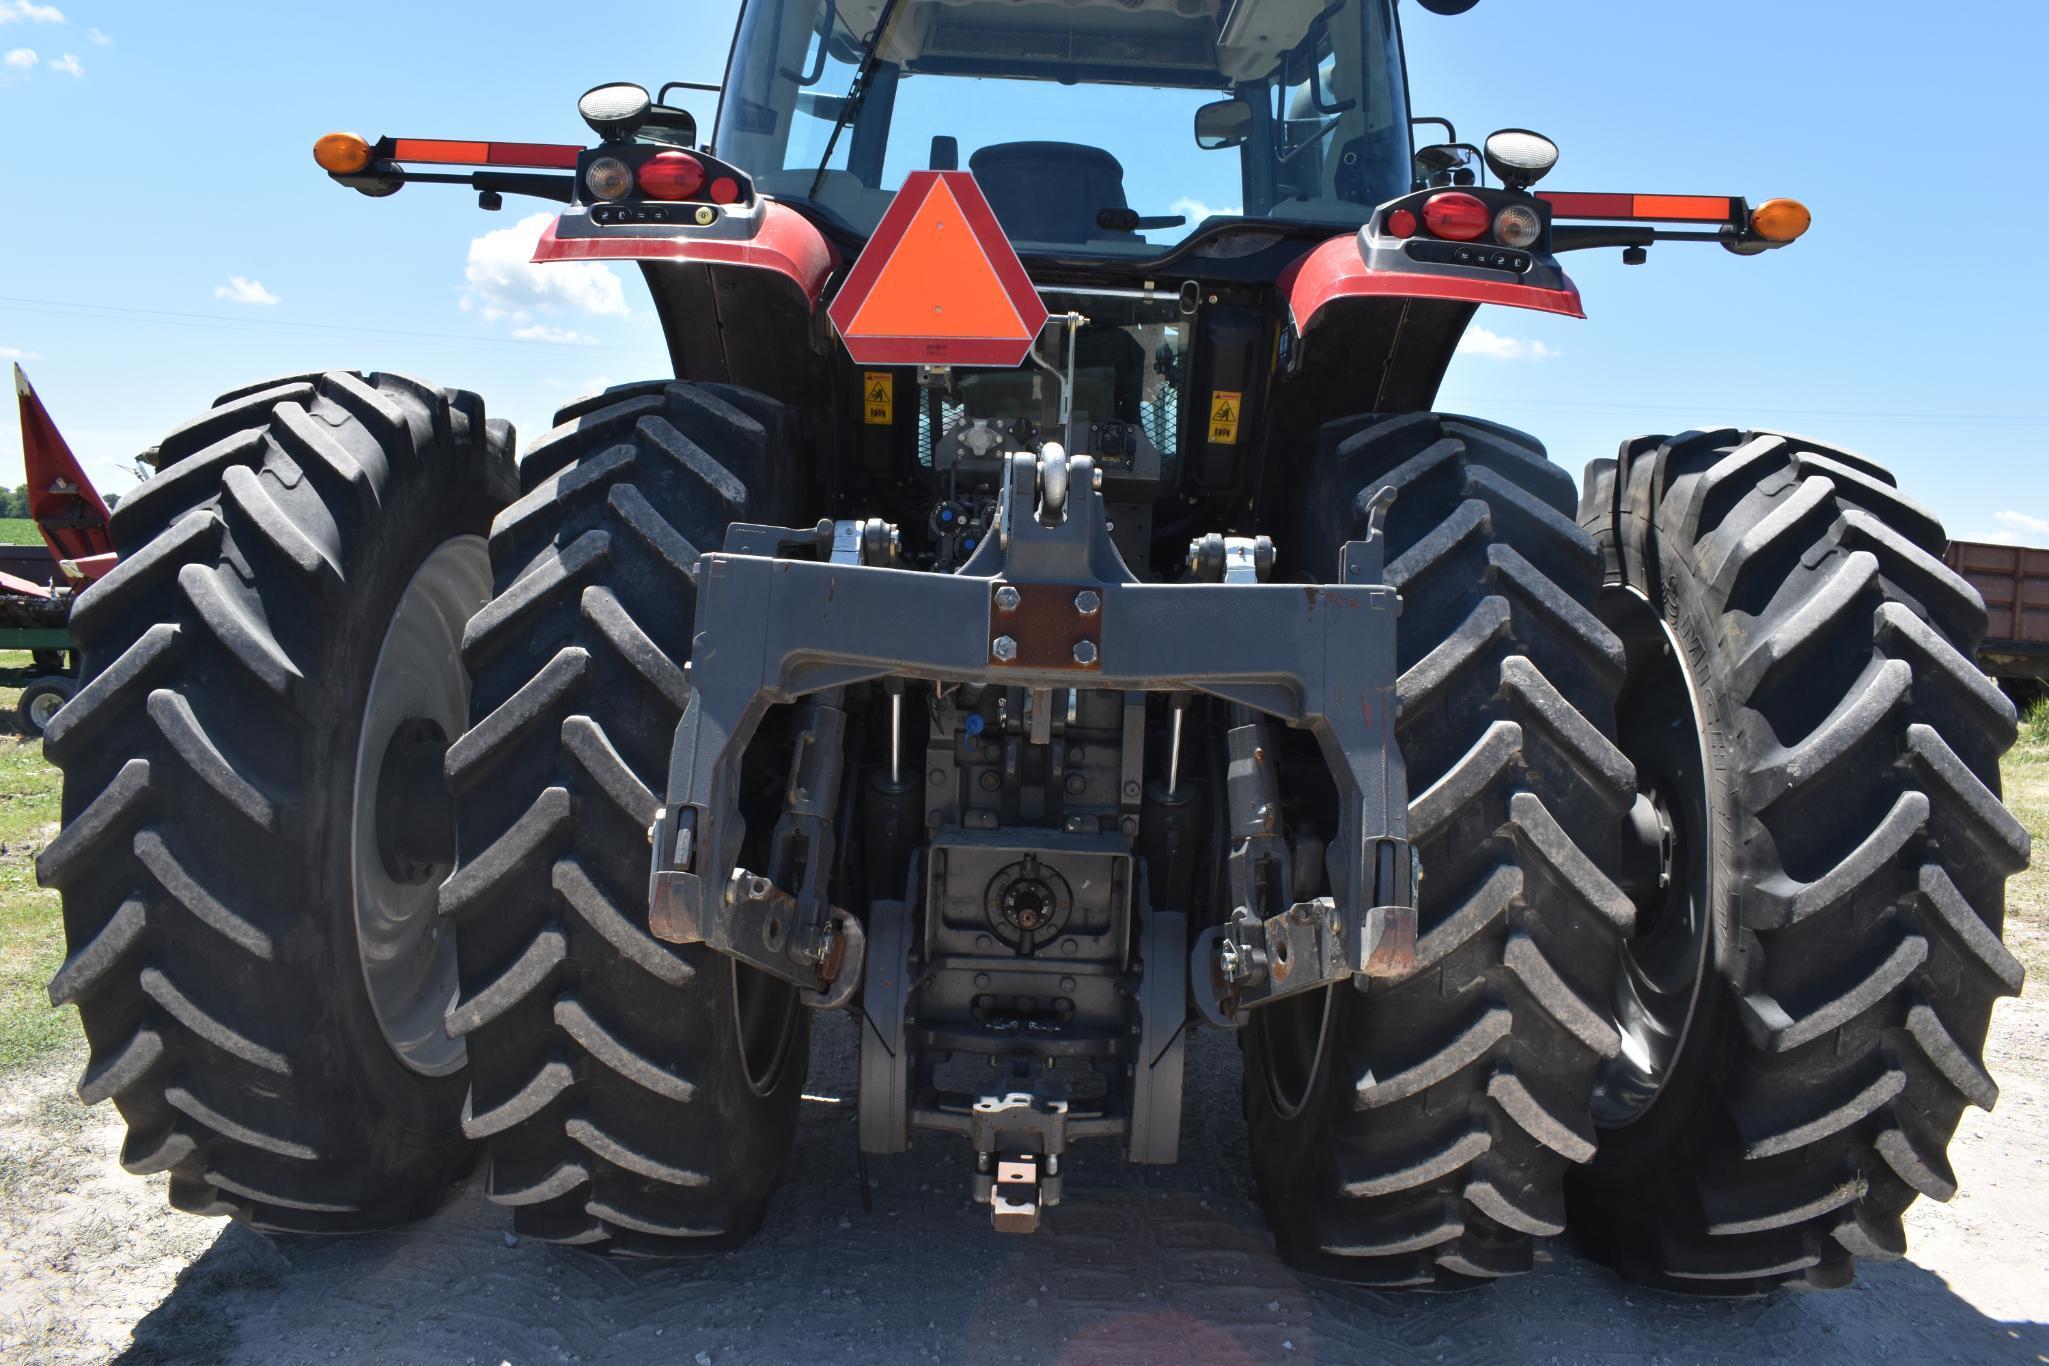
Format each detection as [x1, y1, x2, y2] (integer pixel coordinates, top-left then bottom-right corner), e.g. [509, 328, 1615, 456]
[1209, 390, 1242, 444]
[864, 372, 895, 425]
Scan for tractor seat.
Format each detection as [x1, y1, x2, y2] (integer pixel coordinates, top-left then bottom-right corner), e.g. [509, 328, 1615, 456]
[967, 141, 1140, 245]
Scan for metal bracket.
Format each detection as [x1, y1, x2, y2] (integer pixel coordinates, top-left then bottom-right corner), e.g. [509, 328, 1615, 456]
[1187, 535, 1421, 1027]
[651, 693, 867, 1002]
[1191, 882, 1416, 1028]
[990, 1156, 1044, 1234]
[967, 1091, 1069, 1233]
[648, 864, 865, 1001]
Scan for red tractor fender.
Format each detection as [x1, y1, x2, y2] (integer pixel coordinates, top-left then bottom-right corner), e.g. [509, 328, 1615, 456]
[531, 199, 840, 305]
[1278, 233, 1585, 337]
[14, 365, 117, 584]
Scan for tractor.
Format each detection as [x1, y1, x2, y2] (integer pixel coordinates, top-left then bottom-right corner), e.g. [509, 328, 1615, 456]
[40, 0, 2026, 1294]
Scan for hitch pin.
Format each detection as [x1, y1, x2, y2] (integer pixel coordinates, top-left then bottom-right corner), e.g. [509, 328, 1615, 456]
[1167, 692, 1189, 799]
[887, 678, 905, 788]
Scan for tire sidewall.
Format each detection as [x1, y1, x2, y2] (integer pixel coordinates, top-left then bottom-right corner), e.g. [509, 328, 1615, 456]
[304, 424, 502, 1189]
[1577, 564, 1744, 1193]
[1242, 986, 1348, 1257]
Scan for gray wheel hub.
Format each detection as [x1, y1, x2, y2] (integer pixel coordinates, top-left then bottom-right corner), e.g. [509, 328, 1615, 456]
[350, 537, 491, 1077]
[26, 686, 66, 732]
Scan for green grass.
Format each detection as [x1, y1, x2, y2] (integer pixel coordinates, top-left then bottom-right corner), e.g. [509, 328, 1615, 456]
[2003, 697, 2049, 976]
[0, 652, 70, 1072]
[2022, 694, 2049, 750]
[0, 518, 42, 546]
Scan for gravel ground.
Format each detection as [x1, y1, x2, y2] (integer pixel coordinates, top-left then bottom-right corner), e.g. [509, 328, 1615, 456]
[1, 982, 2044, 1365]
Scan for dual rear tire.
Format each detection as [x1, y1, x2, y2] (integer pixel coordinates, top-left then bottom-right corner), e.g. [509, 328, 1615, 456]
[1248, 412, 1635, 1287]
[1247, 415, 2023, 1295]
[1568, 429, 2026, 1291]
[38, 372, 513, 1226]
[36, 372, 814, 1245]
[444, 380, 813, 1250]
[41, 379, 2021, 1288]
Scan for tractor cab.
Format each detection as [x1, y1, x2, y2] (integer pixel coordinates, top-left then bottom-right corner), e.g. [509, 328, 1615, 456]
[716, 0, 1415, 253]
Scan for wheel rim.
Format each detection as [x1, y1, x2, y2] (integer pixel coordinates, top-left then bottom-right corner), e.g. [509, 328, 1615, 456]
[1593, 588, 1714, 1128]
[27, 688, 65, 732]
[1257, 985, 1336, 1120]
[732, 963, 800, 1097]
[351, 537, 491, 1077]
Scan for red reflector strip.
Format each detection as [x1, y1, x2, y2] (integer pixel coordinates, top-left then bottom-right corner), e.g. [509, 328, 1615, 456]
[490, 142, 582, 169]
[1540, 192, 1738, 223]
[390, 138, 488, 164]
[1538, 192, 1633, 218]
[1632, 193, 1736, 222]
[389, 138, 582, 169]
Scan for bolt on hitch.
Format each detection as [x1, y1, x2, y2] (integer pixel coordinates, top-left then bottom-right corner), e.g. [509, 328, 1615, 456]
[650, 862, 867, 1009]
[1191, 884, 1419, 1029]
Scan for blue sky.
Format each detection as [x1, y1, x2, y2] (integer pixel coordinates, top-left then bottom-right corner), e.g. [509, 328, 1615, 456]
[3, 0, 2045, 545]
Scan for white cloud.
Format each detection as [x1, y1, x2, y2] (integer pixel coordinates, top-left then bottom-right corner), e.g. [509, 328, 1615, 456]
[462, 212, 628, 330]
[3, 46, 34, 69]
[0, 2, 64, 24]
[86, 24, 107, 43]
[1993, 510, 2049, 539]
[46, 48, 77, 75]
[1457, 326, 1559, 362]
[1170, 197, 1242, 224]
[213, 275, 281, 306]
[0, 345, 39, 360]
[511, 323, 598, 346]
[1967, 513, 2049, 546]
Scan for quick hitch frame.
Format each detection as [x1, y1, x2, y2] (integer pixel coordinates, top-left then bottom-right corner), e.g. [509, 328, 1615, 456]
[645, 447, 1417, 1014]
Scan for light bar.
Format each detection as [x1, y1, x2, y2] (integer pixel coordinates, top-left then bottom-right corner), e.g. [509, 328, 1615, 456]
[1539, 192, 1738, 223]
[387, 139, 582, 170]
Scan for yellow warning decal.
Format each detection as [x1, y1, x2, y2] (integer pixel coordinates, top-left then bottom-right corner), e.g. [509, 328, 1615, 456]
[864, 371, 895, 425]
[1208, 390, 1242, 444]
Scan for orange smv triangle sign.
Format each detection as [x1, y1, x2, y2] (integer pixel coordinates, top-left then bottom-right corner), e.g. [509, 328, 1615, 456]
[828, 170, 1050, 368]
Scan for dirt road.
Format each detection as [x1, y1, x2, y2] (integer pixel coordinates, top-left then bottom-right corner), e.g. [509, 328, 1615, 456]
[3, 978, 2044, 1365]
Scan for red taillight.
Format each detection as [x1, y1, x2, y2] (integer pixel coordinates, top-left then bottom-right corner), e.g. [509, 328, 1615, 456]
[1421, 192, 1489, 241]
[1385, 207, 1418, 238]
[638, 150, 706, 200]
[708, 176, 741, 205]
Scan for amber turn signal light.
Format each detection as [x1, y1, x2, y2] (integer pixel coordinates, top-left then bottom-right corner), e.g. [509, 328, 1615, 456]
[1751, 197, 1811, 242]
[314, 132, 373, 175]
